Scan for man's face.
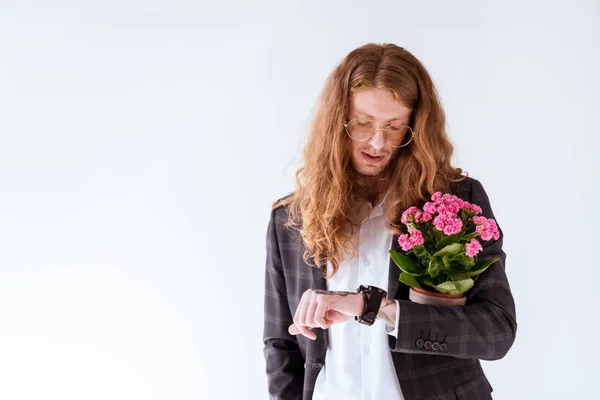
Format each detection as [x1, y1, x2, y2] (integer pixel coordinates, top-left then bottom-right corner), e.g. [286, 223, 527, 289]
[347, 87, 413, 177]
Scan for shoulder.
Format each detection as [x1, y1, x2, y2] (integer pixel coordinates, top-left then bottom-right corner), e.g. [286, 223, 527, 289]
[450, 175, 489, 202]
[268, 191, 297, 231]
[272, 192, 294, 209]
[450, 175, 474, 200]
[453, 175, 499, 222]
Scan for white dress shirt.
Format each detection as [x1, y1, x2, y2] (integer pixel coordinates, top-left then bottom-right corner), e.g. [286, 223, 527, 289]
[312, 194, 404, 400]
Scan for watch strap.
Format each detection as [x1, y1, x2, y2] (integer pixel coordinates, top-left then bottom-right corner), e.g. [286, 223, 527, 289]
[355, 285, 387, 326]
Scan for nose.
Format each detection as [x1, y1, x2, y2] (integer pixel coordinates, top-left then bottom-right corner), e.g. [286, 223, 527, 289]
[368, 127, 386, 150]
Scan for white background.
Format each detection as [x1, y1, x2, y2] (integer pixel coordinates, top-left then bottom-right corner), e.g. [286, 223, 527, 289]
[1, 1, 598, 399]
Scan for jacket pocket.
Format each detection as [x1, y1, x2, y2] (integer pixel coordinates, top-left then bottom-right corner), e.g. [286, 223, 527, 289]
[453, 373, 493, 400]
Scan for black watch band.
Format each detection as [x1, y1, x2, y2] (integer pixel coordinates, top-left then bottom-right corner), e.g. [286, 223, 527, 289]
[354, 285, 387, 326]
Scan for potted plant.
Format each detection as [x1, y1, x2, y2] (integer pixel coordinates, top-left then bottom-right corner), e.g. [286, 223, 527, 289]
[389, 191, 501, 306]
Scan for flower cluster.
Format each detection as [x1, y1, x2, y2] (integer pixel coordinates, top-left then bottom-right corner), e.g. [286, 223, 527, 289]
[465, 238, 483, 257]
[398, 229, 425, 251]
[390, 190, 501, 296]
[398, 191, 499, 258]
[473, 216, 500, 241]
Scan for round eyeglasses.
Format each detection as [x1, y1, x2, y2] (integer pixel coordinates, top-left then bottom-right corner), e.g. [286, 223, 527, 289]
[344, 118, 415, 148]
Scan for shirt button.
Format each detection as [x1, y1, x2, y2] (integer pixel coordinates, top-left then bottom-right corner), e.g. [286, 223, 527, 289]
[363, 258, 370, 266]
[365, 394, 372, 400]
[364, 346, 370, 355]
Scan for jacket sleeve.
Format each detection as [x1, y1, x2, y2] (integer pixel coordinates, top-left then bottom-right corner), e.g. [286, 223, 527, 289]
[263, 206, 304, 399]
[388, 178, 518, 360]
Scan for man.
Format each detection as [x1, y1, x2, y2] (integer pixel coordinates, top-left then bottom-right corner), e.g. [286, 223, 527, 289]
[263, 43, 517, 400]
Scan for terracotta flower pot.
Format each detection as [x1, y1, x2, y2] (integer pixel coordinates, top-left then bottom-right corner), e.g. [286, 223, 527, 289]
[409, 287, 466, 306]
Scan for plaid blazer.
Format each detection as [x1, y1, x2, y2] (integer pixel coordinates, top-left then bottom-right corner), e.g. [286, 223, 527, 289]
[263, 177, 517, 400]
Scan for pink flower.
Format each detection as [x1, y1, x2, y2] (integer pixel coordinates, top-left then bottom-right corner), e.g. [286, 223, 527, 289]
[398, 229, 425, 251]
[462, 202, 482, 214]
[423, 202, 437, 214]
[401, 206, 420, 224]
[408, 229, 425, 246]
[433, 211, 463, 235]
[473, 216, 500, 240]
[473, 216, 500, 241]
[432, 193, 464, 215]
[424, 193, 468, 220]
[473, 216, 486, 224]
[465, 238, 483, 257]
[414, 210, 423, 222]
[443, 219, 463, 235]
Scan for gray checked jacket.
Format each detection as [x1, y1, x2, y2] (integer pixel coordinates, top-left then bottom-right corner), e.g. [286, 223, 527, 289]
[263, 177, 517, 400]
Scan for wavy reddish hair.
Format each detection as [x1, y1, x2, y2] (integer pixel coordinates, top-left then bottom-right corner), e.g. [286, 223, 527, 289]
[273, 43, 467, 278]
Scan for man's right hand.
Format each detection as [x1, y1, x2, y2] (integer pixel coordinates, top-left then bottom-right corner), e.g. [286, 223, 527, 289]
[288, 288, 364, 340]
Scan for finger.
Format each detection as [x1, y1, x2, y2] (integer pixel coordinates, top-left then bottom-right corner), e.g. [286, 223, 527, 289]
[293, 291, 309, 330]
[314, 300, 329, 329]
[326, 309, 350, 325]
[293, 290, 308, 323]
[289, 322, 316, 340]
[288, 323, 300, 335]
[288, 323, 317, 340]
[293, 291, 316, 340]
[297, 291, 310, 327]
[305, 294, 319, 328]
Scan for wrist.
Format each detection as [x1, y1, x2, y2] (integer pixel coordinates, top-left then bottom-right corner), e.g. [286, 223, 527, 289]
[354, 292, 367, 317]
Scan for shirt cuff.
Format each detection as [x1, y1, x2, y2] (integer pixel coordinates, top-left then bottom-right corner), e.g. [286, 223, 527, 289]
[384, 300, 400, 338]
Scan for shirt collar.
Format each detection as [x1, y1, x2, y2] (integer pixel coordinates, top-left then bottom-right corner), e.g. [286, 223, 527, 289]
[371, 191, 390, 218]
[351, 191, 390, 222]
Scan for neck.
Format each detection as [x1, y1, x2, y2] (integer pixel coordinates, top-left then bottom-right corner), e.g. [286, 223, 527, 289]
[355, 175, 386, 205]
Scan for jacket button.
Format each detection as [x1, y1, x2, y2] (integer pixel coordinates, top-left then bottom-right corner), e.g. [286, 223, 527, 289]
[440, 343, 448, 352]
[415, 338, 424, 348]
[424, 340, 432, 350]
[431, 342, 440, 351]
[312, 362, 323, 370]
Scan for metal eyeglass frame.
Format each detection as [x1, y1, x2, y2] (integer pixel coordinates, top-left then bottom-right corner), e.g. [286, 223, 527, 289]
[344, 118, 415, 148]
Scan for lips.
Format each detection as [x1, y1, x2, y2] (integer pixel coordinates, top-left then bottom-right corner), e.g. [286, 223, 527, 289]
[361, 152, 384, 162]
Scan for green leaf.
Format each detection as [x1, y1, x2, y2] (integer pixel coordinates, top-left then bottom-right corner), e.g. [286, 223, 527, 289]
[389, 250, 426, 276]
[435, 232, 463, 250]
[432, 243, 463, 259]
[454, 253, 477, 267]
[464, 257, 500, 277]
[428, 256, 444, 278]
[442, 255, 451, 267]
[446, 270, 468, 281]
[399, 272, 421, 288]
[412, 245, 429, 259]
[424, 228, 437, 243]
[419, 275, 436, 290]
[462, 232, 479, 241]
[434, 278, 474, 295]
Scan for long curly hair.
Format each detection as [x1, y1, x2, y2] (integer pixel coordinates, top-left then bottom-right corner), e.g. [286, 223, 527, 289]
[273, 43, 467, 278]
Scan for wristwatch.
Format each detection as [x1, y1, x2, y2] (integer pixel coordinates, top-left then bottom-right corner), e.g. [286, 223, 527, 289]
[354, 285, 387, 326]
